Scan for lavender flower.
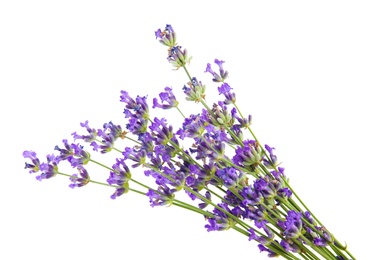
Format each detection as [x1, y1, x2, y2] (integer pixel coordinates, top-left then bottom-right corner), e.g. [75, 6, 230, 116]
[107, 158, 131, 199]
[121, 91, 150, 135]
[248, 224, 274, 247]
[69, 166, 90, 188]
[258, 244, 278, 258]
[146, 185, 175, 207]
[305, 211, 317, 225]
[54, 139, 74, 161]
[280, 239, 301, 253]
[155, 24, 176, 47]
[205, 205, 232, 232]
[263, 144, 278, 169]
[90, 122, 124, 153]
[153, 87, 179, 109]
[72, 120, 97, 143]
[233, 139, 263, 169]
[278, 210, 303, 239]
[166, 45, 192, 70]
[214, 59, 228, 79]
[216, 167, 243, 188]
[182, 77, 206, 102]
[23, 150, 40, 173]
[205, 59, 229, 82]
[149, 117, 173, 145]
[217, 83, 236, 105]
[36, 154, 60, 181]
[198, 191, 211, 209]
[176, 114, 205, 140]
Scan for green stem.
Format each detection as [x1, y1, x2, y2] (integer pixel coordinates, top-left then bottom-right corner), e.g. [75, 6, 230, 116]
[204, 186, 228, 204]
[330, 244, 349, 259]
[89, 158, 113, 171]
[176, 106, 186, 118]
[124, 135, 141, 145]
[182, 64, 193, 81]
[57, 172, 114, 188]
[300, 252, 313, 260]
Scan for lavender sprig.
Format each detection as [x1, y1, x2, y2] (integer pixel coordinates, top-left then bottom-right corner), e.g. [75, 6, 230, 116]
[22, 24, 356, 260]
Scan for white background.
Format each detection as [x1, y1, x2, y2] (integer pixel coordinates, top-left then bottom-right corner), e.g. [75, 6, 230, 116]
[1, 1, 372, 259]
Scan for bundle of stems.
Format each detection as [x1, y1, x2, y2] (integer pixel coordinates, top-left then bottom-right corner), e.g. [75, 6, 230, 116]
[23, 24, 355, 260]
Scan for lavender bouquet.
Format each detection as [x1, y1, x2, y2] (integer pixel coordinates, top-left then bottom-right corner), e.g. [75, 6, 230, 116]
[23, 25, 355, 260]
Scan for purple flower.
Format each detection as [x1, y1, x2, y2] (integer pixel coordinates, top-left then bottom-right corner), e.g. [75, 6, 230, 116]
[121, 91, 150, 135]
[182, 77, 207, 102]
[204, 63, 222, 82]
[167, 45, 191, 69]
[241, 185, 264, 206]
[217, 83, 236, 105]
[103, 122, 124, 139]
[54, 139, 79, 162]
[304, 211, 316, 225]
[134, 95, 149, 116]
[90, 141, 99, 152]
[270, 166, 286, 179]
[231, 107, 252, 129]
[176, 114, 205, 140]
[214, 59, 225, 73]
[204, 216, 230, 232]
[278, 187, 292, 198]
[154, 24, 177, 47]
[36, 154, 59, 181]
[263, 144, 278, 169]
[92, 121, 124, 153]
[146, 185, 175, 207]
[136, 132, 155, 156]
[120, 90, 136, 109]
[248, 228, 259, 241]
[231, 206, 245, 218]
[198, 191, 211, 209]
[153, 87, 179, 109]
[69, 166, 90, 188]
[165, 24, 173, 33]
[71, 120, 97, 143]
[204, 63, 214, 75]
[162, 166, 185, 188]
[149, 117, 173, 145]
[255, 220, 268, 229]
[144, 168, 168, 186]
[216, 167, 243, 188]
[248, 224, 274, 247]
[233, 139, 263, 168]
[205, 59, 228, 82]
[186, 163, 213, 192]
[129, 149, 147, 168]
[67, 143, 90, 167]
[314, 237, 328, 247]
[280, 240, 300, 253]
[23, 150, 40, 173]
[126, 117, 148, 135]
[278, 210, 303, 239]
[253, 176, 287, 204]
[217, 83, 232, 95]
[155, 29, 163, 40]
[258, 244, 278, 258]
[107, 158, 131, 199]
